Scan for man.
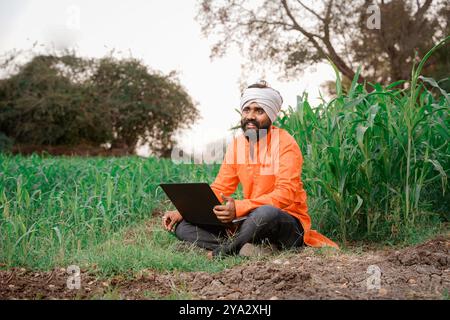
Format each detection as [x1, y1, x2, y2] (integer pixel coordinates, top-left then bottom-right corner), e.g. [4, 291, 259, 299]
[162, 80, 338, 258]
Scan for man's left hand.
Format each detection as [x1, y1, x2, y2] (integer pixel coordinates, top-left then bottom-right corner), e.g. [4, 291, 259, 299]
[213, 193, 236, 224]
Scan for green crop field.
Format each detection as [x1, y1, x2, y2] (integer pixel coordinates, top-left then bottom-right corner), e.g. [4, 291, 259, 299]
[276, 50, 449, 244]
[0, 38, 448, 276]
[0, 155, 249, 275]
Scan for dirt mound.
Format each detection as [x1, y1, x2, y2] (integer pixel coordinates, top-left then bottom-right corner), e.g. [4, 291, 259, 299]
[1, 236, 449, 299]
[184, 260, 318, 300]
[0, 268, 176, 300]
[182, 237, 450, 300]
[388, 237, 449, 269]
[182, 250, 379, 299]
[0, 268, 98, 299]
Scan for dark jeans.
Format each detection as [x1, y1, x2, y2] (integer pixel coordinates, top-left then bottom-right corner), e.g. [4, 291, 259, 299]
[174, 205, 304, 256]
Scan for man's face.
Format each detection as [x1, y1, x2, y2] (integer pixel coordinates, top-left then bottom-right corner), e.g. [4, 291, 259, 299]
[240, 102, 272, 140]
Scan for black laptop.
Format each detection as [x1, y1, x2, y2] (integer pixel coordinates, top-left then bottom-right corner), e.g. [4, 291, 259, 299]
[160, 183, 225, 227]
[159, 183, 246, 226]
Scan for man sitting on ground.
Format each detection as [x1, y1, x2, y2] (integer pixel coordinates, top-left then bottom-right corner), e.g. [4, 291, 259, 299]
[162, 80, 338, 258]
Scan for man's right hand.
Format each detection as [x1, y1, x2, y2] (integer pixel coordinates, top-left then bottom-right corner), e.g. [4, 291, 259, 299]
[162, 210, 182, 232]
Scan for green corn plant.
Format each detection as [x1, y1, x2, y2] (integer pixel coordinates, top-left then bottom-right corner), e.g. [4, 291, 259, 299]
[277, 37, 449, 243]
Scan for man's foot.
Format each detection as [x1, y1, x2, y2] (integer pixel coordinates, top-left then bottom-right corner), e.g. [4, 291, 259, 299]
[238, 243, 277, 257]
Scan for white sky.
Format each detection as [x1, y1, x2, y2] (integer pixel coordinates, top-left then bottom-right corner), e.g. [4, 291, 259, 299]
[0, 0, 335, 155]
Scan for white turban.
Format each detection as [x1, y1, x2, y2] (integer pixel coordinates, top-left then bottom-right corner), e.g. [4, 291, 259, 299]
[240, 87, 283, 123]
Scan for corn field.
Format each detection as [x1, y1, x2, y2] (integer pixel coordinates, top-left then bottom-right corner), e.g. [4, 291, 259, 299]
[276, 38, 449, 243]
[0, 156, 220, 268]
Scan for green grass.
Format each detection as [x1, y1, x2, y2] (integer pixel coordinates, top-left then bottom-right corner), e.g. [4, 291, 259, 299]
[442, 288, 450, 300]
[72, 220, 244, 277]
[0, 154, 224, 269]
[0, 154, 247, 274]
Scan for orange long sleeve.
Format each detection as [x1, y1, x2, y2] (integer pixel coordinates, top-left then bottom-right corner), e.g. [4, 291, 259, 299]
[210, 126, 339, 249]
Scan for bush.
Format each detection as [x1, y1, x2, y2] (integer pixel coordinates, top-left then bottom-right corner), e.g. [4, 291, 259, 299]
[0, 50, 199, 157]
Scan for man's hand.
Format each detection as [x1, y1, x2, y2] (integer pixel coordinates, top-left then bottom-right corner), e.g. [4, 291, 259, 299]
[213, 193, 236, 224]
[162, 210, 182, 232]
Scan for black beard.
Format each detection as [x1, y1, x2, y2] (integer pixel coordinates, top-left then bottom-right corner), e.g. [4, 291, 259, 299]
[241, 119, 271, 141]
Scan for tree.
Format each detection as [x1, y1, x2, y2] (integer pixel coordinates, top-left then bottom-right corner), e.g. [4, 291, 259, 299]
[0, 54, 109, 146]
[196, 0, 449, 85]
[89, 57, 199, 156]
[0, 51, 199, 157]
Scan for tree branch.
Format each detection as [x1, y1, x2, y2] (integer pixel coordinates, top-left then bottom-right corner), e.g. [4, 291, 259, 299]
[281, 0, 323, 45]
[282, 0, 363, 83]
[296, 0, 325, 21]
[323, 0, 333, 42]
[247, 18, 296, 31]
[415, 0, 433, 20]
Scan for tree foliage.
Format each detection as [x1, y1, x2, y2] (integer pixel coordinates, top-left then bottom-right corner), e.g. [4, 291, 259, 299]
[0, 51, 199, 157]
[196, 0, 449, 85]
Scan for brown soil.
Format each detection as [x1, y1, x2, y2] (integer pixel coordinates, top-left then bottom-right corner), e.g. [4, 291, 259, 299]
[1, 236, 448, 300]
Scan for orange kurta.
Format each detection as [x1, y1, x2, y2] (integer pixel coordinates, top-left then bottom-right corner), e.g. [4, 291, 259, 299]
[211, 125, 339, 249]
